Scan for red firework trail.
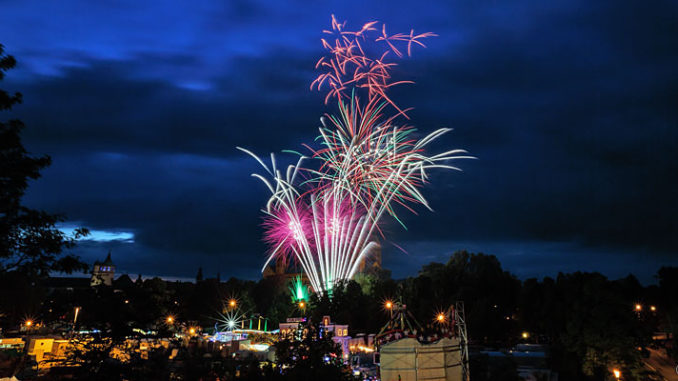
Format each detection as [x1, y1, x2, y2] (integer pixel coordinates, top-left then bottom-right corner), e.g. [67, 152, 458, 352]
[311, 15, 436, 118]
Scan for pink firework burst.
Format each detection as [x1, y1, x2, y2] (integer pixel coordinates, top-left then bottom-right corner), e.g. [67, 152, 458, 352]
[262, 202, 313, 265]
[316, 196, 368, 240]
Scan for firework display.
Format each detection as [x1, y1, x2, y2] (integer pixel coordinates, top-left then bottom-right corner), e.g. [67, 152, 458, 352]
[240, 16, 472, 294]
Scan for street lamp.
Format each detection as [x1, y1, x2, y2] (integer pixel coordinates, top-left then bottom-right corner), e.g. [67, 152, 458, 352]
[166, 315, 174, 324]
[634, 304, 642, 312]
[522, 332, 529, 339]
[74, 307, 81, 325]
[25, 319, 33, 328]
[228, 299, 237, 309]
[650, 305, 656, 312]
[384, 300, 394, 319]
[436, 313, 446, 323]
[612, 368, 621, 379]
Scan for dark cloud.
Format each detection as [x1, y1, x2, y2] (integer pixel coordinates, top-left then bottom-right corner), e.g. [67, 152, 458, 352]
[11, 53, 321, 157]
[1, 0, 676, 280]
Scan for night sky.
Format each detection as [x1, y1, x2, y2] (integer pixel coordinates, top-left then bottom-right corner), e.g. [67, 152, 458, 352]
[2, 0, 677, 283]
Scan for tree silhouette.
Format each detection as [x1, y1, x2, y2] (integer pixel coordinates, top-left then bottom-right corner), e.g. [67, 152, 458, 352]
[0, 44, 89, 277]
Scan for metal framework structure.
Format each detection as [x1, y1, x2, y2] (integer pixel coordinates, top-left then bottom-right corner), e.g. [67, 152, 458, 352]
[454, 301, 470, 381]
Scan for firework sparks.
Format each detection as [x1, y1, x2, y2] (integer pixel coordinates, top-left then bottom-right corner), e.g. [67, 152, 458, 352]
[241, 16, 472, 294]
[311, 15, 436, 117]
[289, 275, 310, 303]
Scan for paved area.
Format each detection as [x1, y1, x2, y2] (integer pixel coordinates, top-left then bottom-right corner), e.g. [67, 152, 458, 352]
[645, 347, 678, 380]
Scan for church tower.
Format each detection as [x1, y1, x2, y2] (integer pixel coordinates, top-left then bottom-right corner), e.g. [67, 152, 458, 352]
[357, 239, 382, 274]
[91, 251, 116, 286]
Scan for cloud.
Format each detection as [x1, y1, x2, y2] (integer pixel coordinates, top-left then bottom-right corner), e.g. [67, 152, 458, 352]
[59, 224, 135, 243]
[2, 0, 676, 279]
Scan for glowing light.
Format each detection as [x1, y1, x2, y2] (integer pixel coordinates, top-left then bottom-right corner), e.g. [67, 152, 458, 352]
[436, 313, 445, 323]
[289, 220, 303, 241]
[228, 299, 237, 309]
[241, 343, 271, 352]
[251, 344, 270, 352]
[635, 304, 642, 312]
[215, 309, 243, 332]
[298, 301, 306, 309]
[166, 316, 174, 324]
[241, 16, 472, 294]
[356, 345, 374, 353]
[613, 369, 621, 379]
[25, 320, 33, 327]
[289, 275, 309, 303]
[522, 332, 529, 339]
[650, 305, 656, 312]
[385, 301, 393, 310]
[189, 327, 196, 335]
[74, 307, 81, 324]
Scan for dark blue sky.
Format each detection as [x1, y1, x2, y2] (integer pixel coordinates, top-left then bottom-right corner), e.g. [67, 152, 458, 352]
[2, 0, 677, 283]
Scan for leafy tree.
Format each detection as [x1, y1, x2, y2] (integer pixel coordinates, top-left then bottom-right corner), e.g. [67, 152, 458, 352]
[273, 323, 357, 381]
[0, 44, 88, 277]
[310, 280, 380, 334]
[402, 250, 520, 344]
[519, 272, 655, 380]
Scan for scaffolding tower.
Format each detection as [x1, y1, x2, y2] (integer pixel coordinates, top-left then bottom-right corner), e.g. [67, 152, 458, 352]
[454, 301, 470, 381]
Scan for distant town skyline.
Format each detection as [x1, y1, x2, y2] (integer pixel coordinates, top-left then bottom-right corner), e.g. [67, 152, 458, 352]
[1, 0, 676, 282]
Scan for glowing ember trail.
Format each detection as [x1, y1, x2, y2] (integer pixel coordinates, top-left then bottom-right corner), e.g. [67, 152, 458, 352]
[239, 16, 473, 294]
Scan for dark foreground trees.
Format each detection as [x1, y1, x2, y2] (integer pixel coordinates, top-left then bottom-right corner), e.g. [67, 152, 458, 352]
[0, 44, 89, 327]
[271, 323, 357, 381]
[0, 44, 88, 278]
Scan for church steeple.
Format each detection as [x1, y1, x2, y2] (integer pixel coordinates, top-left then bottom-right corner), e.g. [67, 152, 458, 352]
[91, 251, 116, 286]
[103, 251, 113, 266]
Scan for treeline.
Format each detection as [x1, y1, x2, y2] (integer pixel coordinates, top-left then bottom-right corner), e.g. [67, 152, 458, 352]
[1, 250, 677, 380]
[312, 251, 676, 380]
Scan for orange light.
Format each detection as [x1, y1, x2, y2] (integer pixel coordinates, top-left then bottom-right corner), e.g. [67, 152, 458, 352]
[613, 368, 621, 379]
[385, 301, 393, 310]
[189, 327, 196, 335]
[522, 332, 529, 339]
[436, 313, 445, 323]
[166, 316, 174, 324]
[25, 320, 33, 327]
[229, 299, 237, 308]
[650, 305, 656, 312]
[635, 304, 642, 312]
[298, 301, 305, 309]
[357, 345, 374, 353]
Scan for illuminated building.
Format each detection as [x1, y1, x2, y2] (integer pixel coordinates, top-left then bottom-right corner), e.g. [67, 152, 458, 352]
[0, 338, 25, 351]
[279, 315, 351, 357]
[91, 251, 116, 286]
